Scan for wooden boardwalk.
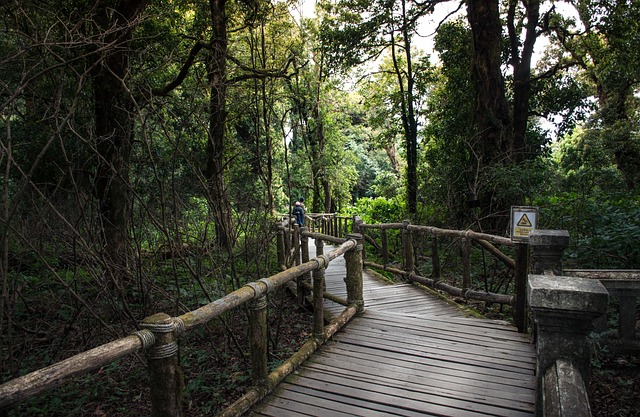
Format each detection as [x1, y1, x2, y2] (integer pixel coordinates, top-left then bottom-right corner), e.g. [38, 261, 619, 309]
[248, 241, 536, 416]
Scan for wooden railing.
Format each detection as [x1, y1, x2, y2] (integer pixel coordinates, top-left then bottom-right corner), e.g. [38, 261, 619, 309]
[352, 218, 529, 332]
[0, 227, 365, 417]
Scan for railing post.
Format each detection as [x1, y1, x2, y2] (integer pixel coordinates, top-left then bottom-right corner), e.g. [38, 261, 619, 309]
[431, 236, 441, 280]
[276, 223, 285, 270]
[513, 242, 529, 333]
[461, 237, 471, 289]
[344, 233, 364, 313]
[353, 216, 365, 262]
[401, 220, 414, 276]
[141, 313, 184, 417]
[529, 229, 570, 275]
[248, 293, 268, 386]
[381, 229, 389, 267]
[313, 252, 326, 340]
[332, 213, 338, 237]
[299, 227, 310, 306]
[528, 274, 608, 417]
[527, 229, 612, 416]
[293, 225, 301, 266]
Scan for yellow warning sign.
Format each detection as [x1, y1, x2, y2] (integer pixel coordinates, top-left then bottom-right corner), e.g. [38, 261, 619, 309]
[517, 213, 532, 227]
[511, 206, 538, 241]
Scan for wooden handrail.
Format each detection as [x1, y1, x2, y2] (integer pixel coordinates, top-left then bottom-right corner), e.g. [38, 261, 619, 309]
[352, 218, 526, 329]
[0, 237, 360, 413]
[0, 335, 144, 408]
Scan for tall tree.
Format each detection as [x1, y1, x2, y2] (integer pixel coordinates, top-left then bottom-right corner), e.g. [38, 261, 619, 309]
[319, 0, 429, 215]
[92, 0, 149, 286]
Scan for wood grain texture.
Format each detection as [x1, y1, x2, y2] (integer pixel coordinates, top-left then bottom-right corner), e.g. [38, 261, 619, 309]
[248, 240, 536, 416]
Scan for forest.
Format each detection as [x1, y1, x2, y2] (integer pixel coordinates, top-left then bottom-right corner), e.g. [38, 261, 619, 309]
[1, 0, 639, 415]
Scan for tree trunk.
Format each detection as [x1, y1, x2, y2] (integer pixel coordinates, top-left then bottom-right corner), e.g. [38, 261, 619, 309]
[508, 0, 539, 163]
[92, 0, 149, 287]
[467, 0, 513, 232]
[205, 0, 236, 252]
[392, 0, 419, 215]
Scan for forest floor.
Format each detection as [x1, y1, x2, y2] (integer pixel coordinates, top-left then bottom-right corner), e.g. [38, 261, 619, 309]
[3, 290, 638, 416]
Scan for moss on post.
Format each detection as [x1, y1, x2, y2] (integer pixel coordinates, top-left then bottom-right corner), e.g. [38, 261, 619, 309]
[299, 227, 310, 305]
[275, 223, 285, 270]
[312, 258, 326, 339]
[141, 313, 184, 417]
[401, 220, 415, 275]
[461, 237, 471, 289]
[248, 295, 268, 386]
[344, 234, 364, 313]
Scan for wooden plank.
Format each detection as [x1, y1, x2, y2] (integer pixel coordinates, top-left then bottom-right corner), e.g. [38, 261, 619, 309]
[334, 328, 535, 372]
[303, 358, 535, 408]
[250, 239, 535, 417]
[285, 370, 533, 417]
[269, 384, 406, 417]
[351, 314, 536, 356]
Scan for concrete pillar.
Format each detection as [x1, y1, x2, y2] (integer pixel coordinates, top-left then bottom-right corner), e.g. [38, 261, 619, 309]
[529, 229, 570, 275]
[528, 274, 608, 416]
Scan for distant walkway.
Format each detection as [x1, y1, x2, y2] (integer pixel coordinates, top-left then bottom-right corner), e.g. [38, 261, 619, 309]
[248, 240, 536, 416]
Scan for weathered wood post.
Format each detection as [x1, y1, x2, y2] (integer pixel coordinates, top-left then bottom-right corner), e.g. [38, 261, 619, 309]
[461, 237, 471, 289]
[513, 242, 529, 333]
[344, 233, 364, 313]
[431, 236, 441, 280]
[293, 225, 301, 267]
[141, 313, 185, 417]
[401, 220, 415, 277]
[313, 251, 327, 340]
[276, 222, 285, 270]
[247, 289, 268, 386]
[299, 226, 310, 306]
[381, 229, 389, 267]
[353, 216, 365, 262]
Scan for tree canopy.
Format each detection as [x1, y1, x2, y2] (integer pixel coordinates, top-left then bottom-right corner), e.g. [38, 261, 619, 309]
[1, 0, 639, 412]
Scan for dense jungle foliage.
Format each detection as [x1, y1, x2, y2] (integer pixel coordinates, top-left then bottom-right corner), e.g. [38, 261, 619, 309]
[1, 0, 639, 415]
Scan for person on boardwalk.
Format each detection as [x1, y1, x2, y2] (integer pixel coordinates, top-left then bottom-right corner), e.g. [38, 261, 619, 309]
[292, 201, 305, 226]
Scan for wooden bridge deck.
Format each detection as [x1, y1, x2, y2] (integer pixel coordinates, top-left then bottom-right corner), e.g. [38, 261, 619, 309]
[248, 241, 536, 416]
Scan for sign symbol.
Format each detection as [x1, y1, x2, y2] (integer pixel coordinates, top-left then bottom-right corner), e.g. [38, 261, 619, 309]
[517, 213, 532, 227]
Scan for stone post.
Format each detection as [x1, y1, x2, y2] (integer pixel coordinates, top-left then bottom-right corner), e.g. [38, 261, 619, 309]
[344, 233, 364, 313]
[141, 313, 184, 417]
[529, 229, 570, 275]
[528, 274, 608, 416]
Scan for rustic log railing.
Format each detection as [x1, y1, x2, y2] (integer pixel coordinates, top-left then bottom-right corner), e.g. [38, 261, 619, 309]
[0, 230, 365, 417]
[352, 218, 529, 332]
[306, 213, 352, 239]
